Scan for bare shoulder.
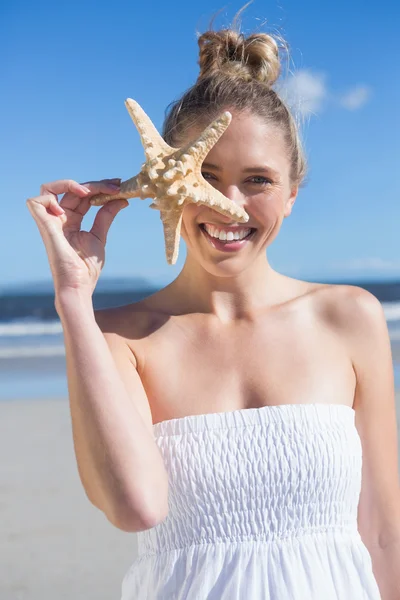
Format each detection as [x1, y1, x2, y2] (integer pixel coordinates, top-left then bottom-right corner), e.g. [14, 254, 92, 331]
[312, 282, 386, 332]
[93, 292, 170, 368]
[311, 284, 392, 388]
[292, 280, 388, 357]
[94, 299, 164, 337]
[326, 284, 391, 367]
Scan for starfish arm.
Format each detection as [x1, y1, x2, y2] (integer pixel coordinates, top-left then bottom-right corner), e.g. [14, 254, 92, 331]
[89, 174, 154, 206]
[183, 181, 249, 223]
[125, 99, 175, 161]
[179, 112, 232, 168]
[159, 208, 183, 265]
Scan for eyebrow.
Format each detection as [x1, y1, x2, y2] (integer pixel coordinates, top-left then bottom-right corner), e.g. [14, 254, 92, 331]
[202, 162, 280, 178]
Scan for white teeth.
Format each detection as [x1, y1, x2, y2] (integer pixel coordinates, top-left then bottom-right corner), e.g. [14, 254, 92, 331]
[203, 224, 252, 241]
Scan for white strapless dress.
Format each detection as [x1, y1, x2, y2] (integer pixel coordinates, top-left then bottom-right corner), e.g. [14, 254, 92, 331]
[120, 403, 381, 599]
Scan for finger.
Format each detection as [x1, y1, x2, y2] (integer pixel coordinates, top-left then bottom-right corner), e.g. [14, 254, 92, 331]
[80, 179, 121, 195]
[26, 195, 71, 262]
[39, 180, 91, 218]
[26, 192, 66, 221]
[90, 199, 128, 246]
[40, 179, 90, 199]
[60, 179, 121, 215]
[26, 194, 68, 248]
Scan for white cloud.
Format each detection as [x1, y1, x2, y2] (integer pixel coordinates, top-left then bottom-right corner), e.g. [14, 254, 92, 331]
[338, 85, 371, 110]
[277, 70, 371, 116]
[277, 69, 327, 117]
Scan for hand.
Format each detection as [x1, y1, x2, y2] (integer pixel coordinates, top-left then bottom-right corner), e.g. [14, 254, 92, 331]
[26, 178, 128, 298]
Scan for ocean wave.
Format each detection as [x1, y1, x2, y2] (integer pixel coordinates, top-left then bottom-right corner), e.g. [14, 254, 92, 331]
[0, 301, 399, 340]
[0, 321, 63, 337]
[0, 345, 66, 359]
[382, 303, 400, 321]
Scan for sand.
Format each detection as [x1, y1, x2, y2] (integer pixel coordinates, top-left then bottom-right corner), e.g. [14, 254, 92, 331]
[0, 399, 136, 600]
[1, 393, 400, 600]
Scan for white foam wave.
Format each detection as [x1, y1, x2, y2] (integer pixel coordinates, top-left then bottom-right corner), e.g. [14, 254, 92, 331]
[0, 301, 399, 340]
[0, 321, 63, 337]
[0, 345, 66, 359]
[382, 303, 400, 321]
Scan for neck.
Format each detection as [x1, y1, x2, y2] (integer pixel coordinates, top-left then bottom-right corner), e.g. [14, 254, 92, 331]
[168, 251, 282, 323]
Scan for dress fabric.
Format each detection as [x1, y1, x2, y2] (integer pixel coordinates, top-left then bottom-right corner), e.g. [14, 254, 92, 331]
[120, 403, 381, 599]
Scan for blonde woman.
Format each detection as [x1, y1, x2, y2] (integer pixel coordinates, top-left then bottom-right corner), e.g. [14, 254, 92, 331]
[27, 19, 400, 600]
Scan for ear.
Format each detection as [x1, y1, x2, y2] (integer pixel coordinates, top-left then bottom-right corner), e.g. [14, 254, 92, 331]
[284, 184, 298, 218]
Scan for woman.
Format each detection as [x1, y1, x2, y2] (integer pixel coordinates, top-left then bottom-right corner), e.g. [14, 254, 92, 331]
[26, 24, 400, 600]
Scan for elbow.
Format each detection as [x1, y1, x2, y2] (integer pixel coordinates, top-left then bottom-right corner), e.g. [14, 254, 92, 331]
[378, 524, 400, 550]
[109, 506, 168, 533]
[106, 498, 169, 533]
[82, 469, 170, 533]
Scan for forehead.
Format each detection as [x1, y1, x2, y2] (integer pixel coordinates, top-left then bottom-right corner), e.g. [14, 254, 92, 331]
[186, 110, 289, 174]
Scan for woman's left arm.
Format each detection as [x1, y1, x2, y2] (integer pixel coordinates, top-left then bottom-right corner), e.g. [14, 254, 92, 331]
[344, 287, 400, 600]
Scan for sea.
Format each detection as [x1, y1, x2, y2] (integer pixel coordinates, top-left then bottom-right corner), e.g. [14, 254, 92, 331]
[1, 277, 400, 401]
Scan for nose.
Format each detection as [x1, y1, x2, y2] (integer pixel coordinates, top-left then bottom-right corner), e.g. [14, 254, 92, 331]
[215, 185, 247, 222]
[220, 184, 247, 209]
[222, 185, 243, 203]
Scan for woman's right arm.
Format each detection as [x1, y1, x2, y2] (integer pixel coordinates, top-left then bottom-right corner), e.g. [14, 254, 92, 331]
[56, 291, 169, 533]
[26, 178, 169, 533]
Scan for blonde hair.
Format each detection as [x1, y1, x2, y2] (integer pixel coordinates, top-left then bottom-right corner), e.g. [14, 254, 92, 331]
[162, 25, 307, 186]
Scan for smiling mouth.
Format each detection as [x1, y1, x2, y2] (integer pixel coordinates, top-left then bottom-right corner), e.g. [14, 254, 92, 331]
[199, 224, 257, 243]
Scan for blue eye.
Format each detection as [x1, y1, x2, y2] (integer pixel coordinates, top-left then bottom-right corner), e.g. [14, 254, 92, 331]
[201, 173, 272, 186]
[201, 172, 215, 180]
[249, 176, 272, 185]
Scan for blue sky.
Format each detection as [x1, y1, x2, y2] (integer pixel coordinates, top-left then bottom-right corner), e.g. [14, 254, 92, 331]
[1, 0, 399, 289]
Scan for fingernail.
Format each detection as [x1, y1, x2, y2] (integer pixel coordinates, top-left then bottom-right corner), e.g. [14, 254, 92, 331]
[81, 186, 91, 193]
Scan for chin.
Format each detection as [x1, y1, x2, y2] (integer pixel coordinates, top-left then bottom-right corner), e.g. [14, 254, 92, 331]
[187, 249, 254, 278]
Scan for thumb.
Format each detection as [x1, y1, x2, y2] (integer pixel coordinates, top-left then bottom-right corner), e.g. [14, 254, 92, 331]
[90, 199, 129, 246]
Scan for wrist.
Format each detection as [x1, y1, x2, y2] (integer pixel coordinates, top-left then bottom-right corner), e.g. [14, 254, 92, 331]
[55, 287, 94, 319]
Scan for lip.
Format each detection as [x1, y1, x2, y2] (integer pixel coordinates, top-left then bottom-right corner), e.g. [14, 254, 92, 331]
[199, 224, 256, 252]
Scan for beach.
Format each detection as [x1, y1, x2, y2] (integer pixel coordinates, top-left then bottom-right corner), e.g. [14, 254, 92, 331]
[0, 398, 136, 599]
[0, 286, 399, 598]
[0, 392, 399, 599]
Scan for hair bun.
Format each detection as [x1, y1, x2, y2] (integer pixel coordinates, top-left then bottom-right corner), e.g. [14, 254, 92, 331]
[198, 30, 280, 86]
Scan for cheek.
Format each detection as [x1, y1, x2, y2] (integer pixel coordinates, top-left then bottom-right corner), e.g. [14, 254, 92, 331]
[181, 204, 199, 239]
[250, 196, 281, 225]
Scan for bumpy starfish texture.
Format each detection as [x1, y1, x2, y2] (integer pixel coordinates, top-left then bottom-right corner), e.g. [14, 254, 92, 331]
[89, 99, 249, 264]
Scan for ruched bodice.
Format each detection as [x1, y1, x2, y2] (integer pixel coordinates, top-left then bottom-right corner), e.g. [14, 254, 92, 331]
[121, 403, 381, 599]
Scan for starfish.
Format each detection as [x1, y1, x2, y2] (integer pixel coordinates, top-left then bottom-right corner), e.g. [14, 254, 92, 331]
[89, 99, 249, 264]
